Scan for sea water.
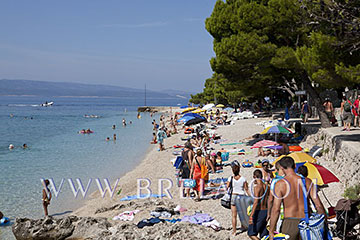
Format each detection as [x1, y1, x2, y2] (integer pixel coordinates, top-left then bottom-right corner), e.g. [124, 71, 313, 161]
[0, 96, 187, 239]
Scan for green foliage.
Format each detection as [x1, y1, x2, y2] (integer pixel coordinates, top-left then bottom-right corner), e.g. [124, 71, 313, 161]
[192, 0, 360, 106]
[343, 184, 360, 209]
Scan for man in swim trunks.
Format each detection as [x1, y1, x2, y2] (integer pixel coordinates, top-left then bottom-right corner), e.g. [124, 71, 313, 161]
[269, 157, 326, 240]
[248, 170, 269, 239]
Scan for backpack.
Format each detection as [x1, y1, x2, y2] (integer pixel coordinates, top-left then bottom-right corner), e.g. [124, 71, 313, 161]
[344, 100, 351, 112]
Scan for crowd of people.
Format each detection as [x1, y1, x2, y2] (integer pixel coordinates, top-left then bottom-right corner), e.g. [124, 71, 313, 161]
[149, 108, 335, 240]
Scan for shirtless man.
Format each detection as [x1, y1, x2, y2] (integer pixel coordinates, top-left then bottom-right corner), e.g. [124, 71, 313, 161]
[323, 98, 334, 120]
[248, 170, 269, 240]
[269, 157, 326, 240]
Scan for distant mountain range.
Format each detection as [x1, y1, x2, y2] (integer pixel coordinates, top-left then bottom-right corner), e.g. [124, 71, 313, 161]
[0, 79, 193, 99]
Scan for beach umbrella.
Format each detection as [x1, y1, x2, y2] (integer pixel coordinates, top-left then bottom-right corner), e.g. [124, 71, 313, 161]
[216, 104, 225, 108]
[181, 107, 197, 114]
[183, 113, 203, 118]
[295, 162, 340, 186]
[184, 117, 206, 126]
[202, 103, 215, 111]
[224, 107, 234, 111]
[192, 109, 206, 114]
[265, 145, 283, 150]
[261, 126, 292, 134]
[178, 115, 195, 123]
[250, 140, 278, 149]
[180, 105, 189, 109]
[273, 152, 317, 165]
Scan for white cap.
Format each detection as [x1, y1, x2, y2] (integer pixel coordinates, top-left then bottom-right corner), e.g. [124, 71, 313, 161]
[9, 144, 14, 149]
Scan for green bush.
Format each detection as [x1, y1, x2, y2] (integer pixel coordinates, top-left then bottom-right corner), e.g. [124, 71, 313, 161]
[342, 184, 360, 209]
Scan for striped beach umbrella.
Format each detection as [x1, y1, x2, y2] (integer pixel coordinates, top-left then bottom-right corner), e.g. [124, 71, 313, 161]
[295, 162, 340, 186]
[250, 140, 278, 149]
[273, 152, 317, 165]
[261, 125, 292, 134]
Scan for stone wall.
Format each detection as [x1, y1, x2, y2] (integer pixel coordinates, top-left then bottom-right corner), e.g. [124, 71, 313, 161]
[301, 128, 360, 186]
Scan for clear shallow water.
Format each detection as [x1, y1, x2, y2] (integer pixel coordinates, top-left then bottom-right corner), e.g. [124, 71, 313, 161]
[0, 96, 187, 238]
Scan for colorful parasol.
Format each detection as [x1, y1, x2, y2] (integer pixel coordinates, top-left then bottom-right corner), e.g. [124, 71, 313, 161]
[261, 125, 293, 134]
[250, 140, 278, 149]
[273, 152, 317, 165]
[295, 162, 340, 186]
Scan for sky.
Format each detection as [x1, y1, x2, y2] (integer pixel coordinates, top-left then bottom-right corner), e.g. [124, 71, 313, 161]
[0, 0, 217, 92]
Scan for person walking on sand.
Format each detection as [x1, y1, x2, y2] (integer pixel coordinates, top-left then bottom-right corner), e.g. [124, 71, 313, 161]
[191, 149, 204, 201]
[341, 96, 352, 131]
[248, 170, 269, 240]
[157, 127, 167, 151]
[42, 179, 52, 216]
[181, 141, 194, 197]
[260, 159, 274, 185]
[353, 95, 360, 128]
[269, 157, 327, 240]
[301, 101, 310, 123]
[227, 160, 252, 235]
[323, 98, 334, 123]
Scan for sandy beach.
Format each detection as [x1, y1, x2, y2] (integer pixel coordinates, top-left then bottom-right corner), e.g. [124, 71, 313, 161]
[67, 113, 349, 239]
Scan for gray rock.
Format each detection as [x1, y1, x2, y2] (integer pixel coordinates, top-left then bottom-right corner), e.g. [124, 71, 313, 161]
[12, 216, 74, 240]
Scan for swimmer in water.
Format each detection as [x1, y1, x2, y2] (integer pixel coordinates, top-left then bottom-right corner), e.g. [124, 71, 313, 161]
[9, 144, 14, 150]
[129, 121, 132, 124]
[122, 118, 126, 127]
[106, 137, 110, 141]
[113, 134, 117, 141]
[23, 144, 28, 149]
[112, 125, 116, 129]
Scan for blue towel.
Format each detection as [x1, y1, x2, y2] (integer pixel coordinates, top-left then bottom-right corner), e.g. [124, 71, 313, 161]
[120, 194, 167, 201]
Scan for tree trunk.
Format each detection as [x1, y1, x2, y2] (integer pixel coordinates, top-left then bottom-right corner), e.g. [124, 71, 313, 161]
[300, 71, 331, 128]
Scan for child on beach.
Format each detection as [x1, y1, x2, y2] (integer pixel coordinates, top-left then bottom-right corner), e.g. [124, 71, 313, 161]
[150, 132, 157, 144]
[248, 170, 269, 239]
[42, 179, 52, 216]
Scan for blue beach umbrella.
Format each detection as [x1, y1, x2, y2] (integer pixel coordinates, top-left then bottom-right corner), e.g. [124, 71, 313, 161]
[178, 115, 195, 123]
[183, 113, 203, 119]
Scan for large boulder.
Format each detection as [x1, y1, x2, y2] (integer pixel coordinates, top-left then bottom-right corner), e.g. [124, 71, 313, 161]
[12, 216, 76, 240]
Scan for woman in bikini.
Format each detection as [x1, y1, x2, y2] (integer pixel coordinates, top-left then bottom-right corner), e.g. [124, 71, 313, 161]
[42, 179, 52, 216]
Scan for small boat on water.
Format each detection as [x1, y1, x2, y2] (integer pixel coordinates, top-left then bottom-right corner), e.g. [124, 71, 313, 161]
[41, 101, 54, 107]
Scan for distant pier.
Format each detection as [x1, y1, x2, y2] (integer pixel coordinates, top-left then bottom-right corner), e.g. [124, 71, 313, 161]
[137, 106, 180, 113]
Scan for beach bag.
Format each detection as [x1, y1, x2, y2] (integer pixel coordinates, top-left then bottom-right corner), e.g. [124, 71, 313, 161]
[221, 152, 229, 162]
[173, 156, 183, 169]
[344, 100, 351, 112]
[183, 179, 196, 188]
[298, 178, 332, 240]
[200, 157, 209, 182]
[220, 177, 233, 209]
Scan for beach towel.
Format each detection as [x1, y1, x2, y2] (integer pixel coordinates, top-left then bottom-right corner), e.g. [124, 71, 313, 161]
[234, 195, 254, 228]
[137, 217, 165, 228]
[181, 213, 213, 224]
[113, 210, 140, 221]
[120, 194, 166, 201]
